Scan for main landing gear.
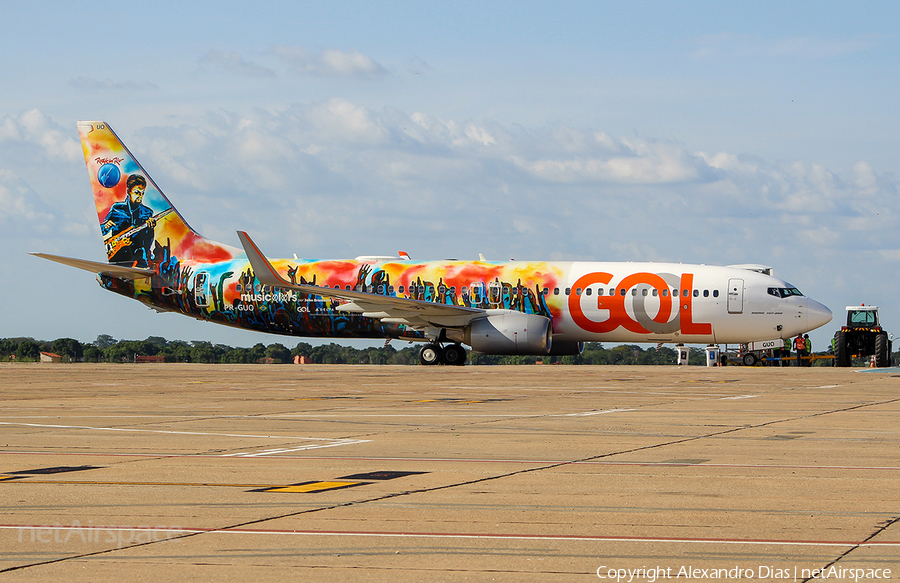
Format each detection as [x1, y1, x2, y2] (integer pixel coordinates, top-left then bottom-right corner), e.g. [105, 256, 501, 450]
[418, 343, 467, 366]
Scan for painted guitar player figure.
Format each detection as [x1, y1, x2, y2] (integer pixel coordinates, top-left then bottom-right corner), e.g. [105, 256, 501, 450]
[101, 174, 158, 267]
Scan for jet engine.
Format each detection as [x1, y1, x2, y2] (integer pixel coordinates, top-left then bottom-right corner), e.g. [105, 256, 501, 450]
[463, 312, 552, 355]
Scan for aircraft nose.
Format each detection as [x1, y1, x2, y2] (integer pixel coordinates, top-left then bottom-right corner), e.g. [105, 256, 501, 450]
[805, 298, 833, 331]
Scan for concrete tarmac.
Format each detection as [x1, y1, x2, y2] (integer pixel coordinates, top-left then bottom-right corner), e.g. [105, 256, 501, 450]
[0, 363, 898, 581]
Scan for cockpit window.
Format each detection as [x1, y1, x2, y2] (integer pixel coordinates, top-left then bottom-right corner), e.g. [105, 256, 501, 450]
[767, 287, 804, 298]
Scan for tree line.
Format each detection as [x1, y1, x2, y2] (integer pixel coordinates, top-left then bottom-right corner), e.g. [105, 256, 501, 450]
[1, 336, 715, 365]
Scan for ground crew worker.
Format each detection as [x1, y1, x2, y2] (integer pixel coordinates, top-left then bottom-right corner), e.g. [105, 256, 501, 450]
[804, 334, 812, 366]
[793, 334, 806, 367]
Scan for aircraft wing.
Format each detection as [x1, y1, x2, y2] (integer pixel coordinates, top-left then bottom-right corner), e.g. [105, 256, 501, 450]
[31, 253, 157, 280]
[236, 231, 485, 329]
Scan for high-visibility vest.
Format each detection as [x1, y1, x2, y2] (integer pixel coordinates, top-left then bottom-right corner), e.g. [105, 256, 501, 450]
[796, 337, 806, 350]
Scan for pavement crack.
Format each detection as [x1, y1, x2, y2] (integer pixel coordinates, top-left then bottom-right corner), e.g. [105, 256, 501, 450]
[797, 515, 900, 583]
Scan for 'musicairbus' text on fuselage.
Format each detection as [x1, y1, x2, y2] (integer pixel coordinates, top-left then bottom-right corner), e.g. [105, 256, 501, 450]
[33, 122, 832, 365]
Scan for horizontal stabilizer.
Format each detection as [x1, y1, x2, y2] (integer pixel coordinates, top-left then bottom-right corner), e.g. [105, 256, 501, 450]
[30, 253, 156, 280]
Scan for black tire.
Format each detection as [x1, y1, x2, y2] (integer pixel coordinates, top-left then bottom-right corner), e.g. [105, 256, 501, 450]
[742, 353, 758, 366]
[833, 331, 850, 367]
[875, 332, 890, 368]
[418, 344, 443, 366]
[442, 344, 467, 366]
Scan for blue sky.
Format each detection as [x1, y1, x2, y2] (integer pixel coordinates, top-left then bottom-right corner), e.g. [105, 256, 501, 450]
[1, 1, 898, 350]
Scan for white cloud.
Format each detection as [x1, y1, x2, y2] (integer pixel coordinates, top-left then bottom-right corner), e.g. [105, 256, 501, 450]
[0, 170, 54, 231]
[199, 49, 276, 78]
[0, 110, 80, 161]
[102, 103, 897, 264]
[509, 137, 710, 184]
[272, 46, 389, 78]
[70, 77, 159, 91]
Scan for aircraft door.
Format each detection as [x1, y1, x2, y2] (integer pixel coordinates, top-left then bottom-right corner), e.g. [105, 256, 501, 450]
[727, 278, 743, 314]
[469, 282, 485, 307]
[194, 271, 210, 308]
[488, 280, 502, 307]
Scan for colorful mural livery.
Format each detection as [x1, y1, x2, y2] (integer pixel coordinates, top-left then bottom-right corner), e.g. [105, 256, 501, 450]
[33, 122, 832, 365]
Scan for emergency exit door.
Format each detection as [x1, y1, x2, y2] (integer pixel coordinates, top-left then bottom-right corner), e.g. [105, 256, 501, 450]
[727, 278, 743, 313]
[194, 271, 210, 308]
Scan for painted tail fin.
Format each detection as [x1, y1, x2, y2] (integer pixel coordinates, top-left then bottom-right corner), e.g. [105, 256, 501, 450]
[78, 121, 237, 267]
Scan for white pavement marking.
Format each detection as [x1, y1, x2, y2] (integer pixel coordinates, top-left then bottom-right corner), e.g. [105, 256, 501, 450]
[0, 421, 370, 455]
[221, 440, 371, 457]
[0, 421, 348, 441]
[719, 395, 759, 400]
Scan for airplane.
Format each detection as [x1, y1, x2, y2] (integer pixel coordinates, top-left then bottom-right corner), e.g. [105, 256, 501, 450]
[33, 121, 833, 365]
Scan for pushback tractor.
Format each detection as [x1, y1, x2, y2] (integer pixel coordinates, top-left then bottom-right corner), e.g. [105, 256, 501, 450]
[832, 305, 892, 367]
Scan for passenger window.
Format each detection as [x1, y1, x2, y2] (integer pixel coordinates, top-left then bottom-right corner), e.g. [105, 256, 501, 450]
[554, 288, 560, 295]
[632, 289, 637, 296]
[713, 290, 719, 297]
[642, 289, 648, 297]
[662, 289, 668, 297]
[585, 288, 592, 296]
[620, 288, 626, 296]
[652, 289, 658, 297]
[576, 288, 582, 295]
[542, 288, 549, 295]
[703, 290, 709, 297]
[683, 289, 689, 297]
[693, 289, 699, 297]
[565, 287, 571, 295]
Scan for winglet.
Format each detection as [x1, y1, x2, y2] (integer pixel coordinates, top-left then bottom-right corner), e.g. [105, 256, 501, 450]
[236, 231, 290, 287]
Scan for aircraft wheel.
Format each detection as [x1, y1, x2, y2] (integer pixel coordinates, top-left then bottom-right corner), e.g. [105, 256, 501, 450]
[443, 344, 467, 366]
[419, 344, 443, 366]
[742, 353, 758, 366]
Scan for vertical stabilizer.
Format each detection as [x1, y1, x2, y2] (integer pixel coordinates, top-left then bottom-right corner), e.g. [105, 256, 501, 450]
[78, 121, 237, 267]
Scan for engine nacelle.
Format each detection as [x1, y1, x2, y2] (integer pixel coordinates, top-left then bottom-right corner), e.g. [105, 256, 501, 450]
[465, 311, 552, 355]
[549, 341, 585, 356]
